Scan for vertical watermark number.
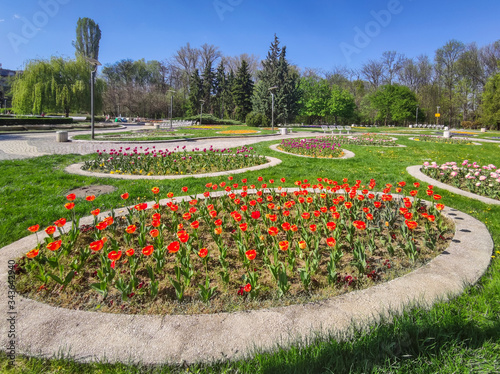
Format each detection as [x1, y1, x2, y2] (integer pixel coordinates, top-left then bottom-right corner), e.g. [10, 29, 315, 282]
[6, 260, 17, 366]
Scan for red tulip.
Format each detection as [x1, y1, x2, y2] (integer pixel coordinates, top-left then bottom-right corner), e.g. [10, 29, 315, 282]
[125, 248, 135, 256]
[268, 226, 279, 236]
[405, 220, 418, 230]
[86, 195, 96, 201]
[182, 186, 188, 193]
[198, 247, 208, 258]
[126, 225, 136, 234]
[91, 208, 100, 216]
[301, 212, 311, 220]
[353, 221, 366, 230]
[309, 224, 317, 232]
[326, 237, 336, 247]
[121, 192, 129, 200]
[28, 224, 40, 233]
[108, 250, 122, 261]
[66, 193, 76, 201]
[65, 202, 75, 210]
[279, 240, 289, 251]
[142, 245, 154, 256]
[46, 240, 61, 251]
[45, 226, 56, 235]
[433, 194, 442, 201]
[245, 249, 257, 260]
[90, 239, 105, 252]
[150, 229, 160, 238]
[54, 218, 66, 227]
[167, 241, 180, 253]
[182, 212, 192, 220]
[244, 283, 252, 292]
[326, 222, 336, 231]
[436, 203, 445, 211]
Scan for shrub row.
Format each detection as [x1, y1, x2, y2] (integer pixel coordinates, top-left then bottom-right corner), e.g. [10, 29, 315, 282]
[461, 120, 483, 129]
[0, 117, 74, 126]
[246, 112, 270, 127]
[183, 114, 245, 126]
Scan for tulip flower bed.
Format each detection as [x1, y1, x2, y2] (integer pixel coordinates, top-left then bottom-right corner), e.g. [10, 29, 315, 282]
[81, 145, 266, 176]
[15, 177, 453, 315]
[343, 134, 396, 146]
[278, 138, 344, 158]
[422, 161, 500, 200]
[218, 130, 260, 134]
[414, 135, 473, 145]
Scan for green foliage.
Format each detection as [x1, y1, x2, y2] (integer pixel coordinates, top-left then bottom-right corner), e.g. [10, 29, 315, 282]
[73, 17, 101, 60]
[0, 117, 73, 126]
[369, 84, 419, 126]
[183, 113, 244, 126]
[245, 111, 269, 127]
[298, 77, 331, 122]
[481, 72, 500, 130]
[12, 57, 104, 116]
[329, 85, 356, 123]
[188, 69, 203, 116]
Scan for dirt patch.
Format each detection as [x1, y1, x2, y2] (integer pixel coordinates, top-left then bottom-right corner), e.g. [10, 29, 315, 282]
[66, 185, 117, 198]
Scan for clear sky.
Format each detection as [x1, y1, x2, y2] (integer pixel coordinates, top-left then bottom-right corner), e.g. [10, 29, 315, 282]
[1, 0, 499, 72]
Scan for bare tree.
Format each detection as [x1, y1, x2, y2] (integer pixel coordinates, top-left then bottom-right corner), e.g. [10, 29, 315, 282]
[173, 42, 200, 75]
[381, 51, 405, 85]
[480, 40, 500, 80]
[361, 59, 385, 89]
[224, 53, 260, 77]
[200, 43, 222, 71]
[398, 54, 433, 93]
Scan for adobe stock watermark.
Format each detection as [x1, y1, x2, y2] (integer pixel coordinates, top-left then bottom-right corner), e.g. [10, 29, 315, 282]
[8, 0, 70, 54]
[339, 0, 408, 63]
[213, 0, 243, 21]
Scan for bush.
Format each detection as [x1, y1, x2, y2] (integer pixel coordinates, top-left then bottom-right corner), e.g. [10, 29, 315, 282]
[0, 117, 74, 126]
[183, 114, 244, 126]
[472, 120, 483, 129]
[246, 112, 270, 127]
[461, 121, 473, 129]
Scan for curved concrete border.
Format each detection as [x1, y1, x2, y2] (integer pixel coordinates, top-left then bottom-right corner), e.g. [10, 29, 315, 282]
[0, 189, 493, 365]
[407, 165, 500, 205]
[64, 156, 282, 180]
[269, 143, 355, 159]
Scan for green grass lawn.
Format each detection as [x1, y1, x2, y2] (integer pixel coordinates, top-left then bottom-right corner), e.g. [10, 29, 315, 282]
[0, 135, 499, 373]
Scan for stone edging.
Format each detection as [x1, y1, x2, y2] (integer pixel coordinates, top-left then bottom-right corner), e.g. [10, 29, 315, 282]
[0, 189, 493, 365]
[64, 156, 282, 180]
[406, 165, 500, 205]
[269, 144, 355, 159]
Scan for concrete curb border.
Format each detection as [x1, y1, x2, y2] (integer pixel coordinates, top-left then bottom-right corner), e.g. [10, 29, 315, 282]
[0, 189, 493, 365]
[407, 165, 500, 206]
[64, 156, 282, 180]
[269, 144, 355, 159]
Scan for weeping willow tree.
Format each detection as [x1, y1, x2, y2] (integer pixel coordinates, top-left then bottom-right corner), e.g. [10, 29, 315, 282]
[12, 57, 104, 116]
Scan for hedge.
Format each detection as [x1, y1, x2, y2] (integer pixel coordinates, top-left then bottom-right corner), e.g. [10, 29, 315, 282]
[0, 117, 74, 126]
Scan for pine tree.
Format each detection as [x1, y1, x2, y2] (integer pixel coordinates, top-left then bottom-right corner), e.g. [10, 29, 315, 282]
[252, 35, 301, 124]
[232, 60, 254, 122]
[188, 69, 202, 116]
[213, 61, 226, 119]
[201, 61, 214, 113]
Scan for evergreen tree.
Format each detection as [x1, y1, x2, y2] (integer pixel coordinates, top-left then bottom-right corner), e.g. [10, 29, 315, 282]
[232, 60, 254, 122]
[201, 61, 214, 113]
[213, 61, 227, 119]
[188, 69, 202, 116]
[252, 35, 301, 124]
[225, 70, 236, 119]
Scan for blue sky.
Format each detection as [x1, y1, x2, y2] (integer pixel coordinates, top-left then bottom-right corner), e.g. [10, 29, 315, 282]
[1, 0, 499, 72]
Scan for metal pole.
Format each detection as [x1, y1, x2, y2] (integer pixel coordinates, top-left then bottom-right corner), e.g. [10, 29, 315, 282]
[170, 94, 173, 129]
[272, 93, 275, 131]
[200, 101, 204, 126]
[416, 106, 419, 127]
[91, 67, 95, 140]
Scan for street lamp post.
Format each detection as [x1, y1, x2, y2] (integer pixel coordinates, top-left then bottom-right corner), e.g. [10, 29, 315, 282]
[199, 100, 205, 126]
[168, 90, 175, 129]
[85, 57, 101, 140]
[437, 106, 440, 126]
[268, 86, 278, 132]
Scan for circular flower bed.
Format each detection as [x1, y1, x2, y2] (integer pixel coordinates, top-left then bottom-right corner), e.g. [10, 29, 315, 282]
[217, 130, 260, 135]
[413, 135, 474, 145]
[345, 134, 397, 146]
[16, 177, 453, 315]
[278, 138, 344, 158]
[82, 145, 266, 176]
[421, 161, 500, 200]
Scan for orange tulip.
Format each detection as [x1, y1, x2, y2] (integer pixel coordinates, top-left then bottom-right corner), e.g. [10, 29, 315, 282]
[28, 224, 40, 233]
[298, 240, 307, 250]
[198, 247, 208, 258]
[26, 248, 39, 258]
[150, 229, 159, 238]
[353, 221, 366, 230]
[47, 240, 62, 251]
[279, 240, 289, 251]
[214, 227, 222, 235]
[91, 208, 100, 216]
[149, 187, 159, 194]
[125, 248, 135, 256]
[126, 225, 136, 234]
